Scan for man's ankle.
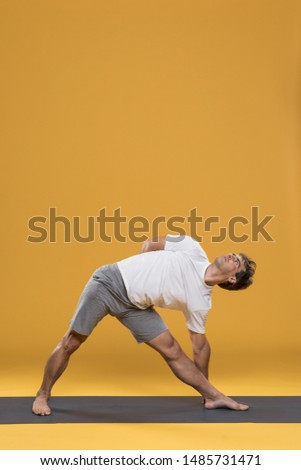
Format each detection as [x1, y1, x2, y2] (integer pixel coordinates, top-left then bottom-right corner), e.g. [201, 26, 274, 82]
[36, 391, 49, 399]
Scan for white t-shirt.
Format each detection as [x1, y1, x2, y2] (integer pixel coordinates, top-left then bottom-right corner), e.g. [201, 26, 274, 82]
[117, 235, 212, 334]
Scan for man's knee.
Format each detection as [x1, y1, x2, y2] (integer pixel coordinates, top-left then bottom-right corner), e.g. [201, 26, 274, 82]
[148, 331, 183, 362]
[61, 329, 87, 354]
[163, 338, 183, 362]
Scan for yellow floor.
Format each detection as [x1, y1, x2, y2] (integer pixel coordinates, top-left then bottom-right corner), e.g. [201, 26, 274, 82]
[1, 351, 301, 450]
[2, 423, 301, 450]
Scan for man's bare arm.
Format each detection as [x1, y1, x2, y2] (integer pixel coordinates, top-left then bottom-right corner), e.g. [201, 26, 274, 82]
[188, 330, 211, 380]
[141, 236, 167, 253]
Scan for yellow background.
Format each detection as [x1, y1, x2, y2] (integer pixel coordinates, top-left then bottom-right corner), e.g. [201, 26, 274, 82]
[0, 0, 300, 449]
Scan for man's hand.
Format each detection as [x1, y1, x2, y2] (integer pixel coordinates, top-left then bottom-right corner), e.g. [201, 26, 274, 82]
[141, 236, 167, 253]
[188, 330, 211, 380]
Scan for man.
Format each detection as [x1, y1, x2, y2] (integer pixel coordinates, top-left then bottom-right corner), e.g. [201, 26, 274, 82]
[32, 234, 256, 416]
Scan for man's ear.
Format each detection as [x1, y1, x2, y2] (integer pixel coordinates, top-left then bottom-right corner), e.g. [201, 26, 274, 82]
[227, 276, 237, 285]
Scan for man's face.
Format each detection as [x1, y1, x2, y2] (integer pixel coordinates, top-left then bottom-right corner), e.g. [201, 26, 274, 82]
[214, 253, 246, 277]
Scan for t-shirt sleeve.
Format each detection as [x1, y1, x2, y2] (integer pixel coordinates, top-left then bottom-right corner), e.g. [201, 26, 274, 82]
[183, 308, 210, 334]
[165, 235, 206, 260]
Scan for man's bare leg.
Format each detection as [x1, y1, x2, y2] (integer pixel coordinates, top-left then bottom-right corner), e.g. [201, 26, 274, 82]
[32, 329, 88, 415]
[146, 331, 248, 411]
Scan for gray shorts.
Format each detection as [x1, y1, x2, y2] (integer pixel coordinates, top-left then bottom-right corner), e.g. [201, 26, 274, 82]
[70, 264, 168, 343]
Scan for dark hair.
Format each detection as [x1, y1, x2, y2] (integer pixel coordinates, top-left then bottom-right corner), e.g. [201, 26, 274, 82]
[218, 254, 257, 291]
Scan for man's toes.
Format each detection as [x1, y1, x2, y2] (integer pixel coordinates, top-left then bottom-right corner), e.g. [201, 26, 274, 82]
[32, 406, 51, 416]
[239, 403, 249, 411]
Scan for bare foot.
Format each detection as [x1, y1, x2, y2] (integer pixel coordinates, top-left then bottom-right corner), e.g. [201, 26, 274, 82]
[204, 395, 249, 411]
[32, 395, 51, 416]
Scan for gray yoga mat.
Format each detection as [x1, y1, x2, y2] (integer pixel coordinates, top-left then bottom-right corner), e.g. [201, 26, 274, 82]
[1, 396, 301, 424]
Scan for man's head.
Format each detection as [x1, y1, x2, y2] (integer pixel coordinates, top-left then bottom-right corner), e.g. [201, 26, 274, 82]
[215, 253, 256, 291]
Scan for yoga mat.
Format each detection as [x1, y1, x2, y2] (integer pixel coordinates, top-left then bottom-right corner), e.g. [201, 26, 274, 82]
[1, 396, 301, 424]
